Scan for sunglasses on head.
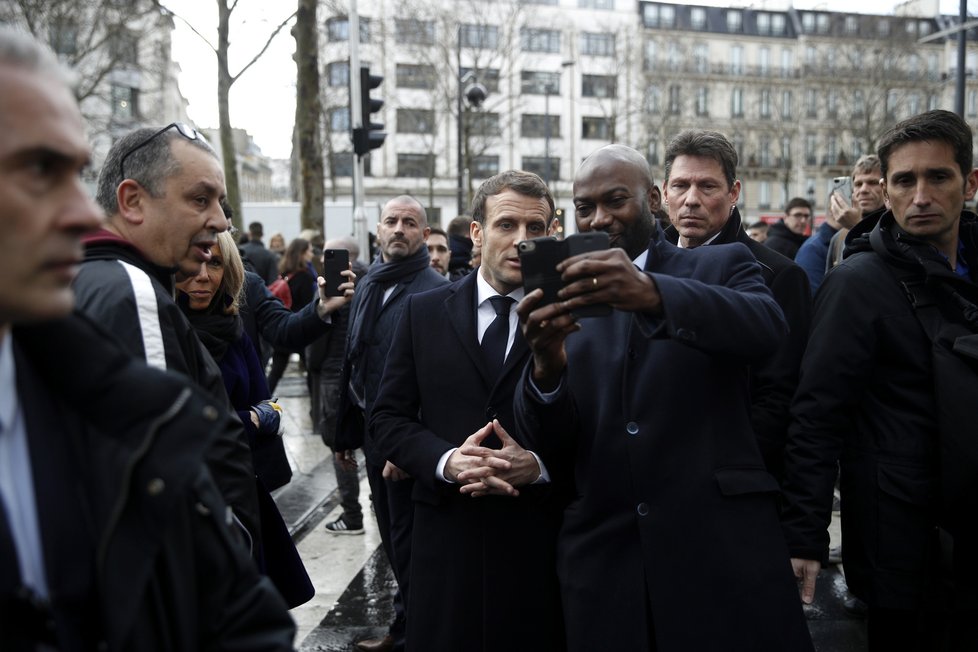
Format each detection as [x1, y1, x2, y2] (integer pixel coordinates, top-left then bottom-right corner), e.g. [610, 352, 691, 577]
[118, 122, 203, 180]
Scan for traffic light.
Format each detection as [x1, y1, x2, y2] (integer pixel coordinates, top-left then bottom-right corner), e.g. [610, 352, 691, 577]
[353, 66, 385, 156]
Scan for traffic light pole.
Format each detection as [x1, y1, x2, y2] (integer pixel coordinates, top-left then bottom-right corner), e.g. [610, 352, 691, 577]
[349, 0, 369, 260]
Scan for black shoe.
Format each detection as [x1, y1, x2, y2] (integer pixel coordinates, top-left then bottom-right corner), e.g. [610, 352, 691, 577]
[843, 596, 867, 618]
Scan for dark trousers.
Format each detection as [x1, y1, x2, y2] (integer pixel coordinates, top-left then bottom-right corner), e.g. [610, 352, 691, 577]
[868, 607, 978, 651]
[366, 462, 415, 651]
[309, 369, 362, 525]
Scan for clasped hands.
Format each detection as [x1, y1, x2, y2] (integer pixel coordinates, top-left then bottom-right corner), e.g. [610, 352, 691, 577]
[444, 419, 540, 498]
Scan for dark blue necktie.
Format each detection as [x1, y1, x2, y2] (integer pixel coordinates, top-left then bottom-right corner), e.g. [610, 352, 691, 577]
[482, 296, 515, 379]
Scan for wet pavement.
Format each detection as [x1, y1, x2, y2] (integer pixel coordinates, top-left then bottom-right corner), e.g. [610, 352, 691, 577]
[273, 363, 869, 651]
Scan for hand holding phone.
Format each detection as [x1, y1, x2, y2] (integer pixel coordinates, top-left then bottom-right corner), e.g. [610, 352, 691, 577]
[517, 232, 611, 318]
[322, 249, 350, 297]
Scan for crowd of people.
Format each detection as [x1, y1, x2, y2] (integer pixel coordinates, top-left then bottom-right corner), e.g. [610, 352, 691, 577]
[3, 24, 978, 652]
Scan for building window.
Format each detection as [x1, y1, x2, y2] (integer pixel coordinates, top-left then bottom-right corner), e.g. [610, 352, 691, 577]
[727, 10, 742, 33]
[695, 87, 709, 116]
[396, 64, 435, 89]
[326, 17, 370, 42]
[472, 155, 500, 178]
[397, 153, 435, 178]
[326, 61, 350, 87]
[110, 29, 139, 67]
[521, 114, 560, 138]
[397, 109, 435, 134]
[886, 89, 899, 119]
[782, 136, 792, 164]
[49, 18, 78, 57]
[582, 116, 614, 140]
[693, 43, 708, 73]
[522, 156, 560, 181]
[757, 13, 771, 35]
[759, 47, 770, 75]
[759, 89, 772, 119]
[690, 8, 706, 30]
[642, 4, 675, 28]
[877, 19, 890, 36]
[772, 14, 786, 35]
[826, 135, 838, 164]
[648, 138, 659, 165]
[781, 90, 793, 119]
[328, 107, 350, 132]
[929, 93, 940, 111]
[730, 45, 744, 75]
[733, 135, 745, 163]
[644, 40, 657, 71]
[908, 92, 921, 116]
[668, 85, 681, 114]
[468, 112, 501, 137]
[968, 90, 977, 117]
[816, 13, 830, 34]
[581, 74, 616, 98]
[460, 67, 500, 93]
[111, 84, 139, 121]
[645, 87, 661, 113]
[827, 91, 839, 118]
[852, 90, 865, 118]
[781, 48, 793, 76]
[460, 24, 498, 49]
[802, 13, 815, 33]
[667, 42, 680, 71]
[520, 28, 560, 53]
[805, 89, 817, 118]
[522, 71, 561, 95]
[759, 136, 772, 167]
[330, 152, 354, 177]
[395, 19, 435, 45]
[581, 32, 614, 57]
[845, 16, 859, 35]
[758, 181, 771, 209]
[805, 134, 817, 165]
[731, 88, 744, 117]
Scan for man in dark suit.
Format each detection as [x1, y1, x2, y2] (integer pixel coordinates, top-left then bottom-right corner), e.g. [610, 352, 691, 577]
[661, 130, 812, 482]
[514, 145, 813, 651]
[334, 195, 448, 652]
[370, 171, 564, 651]
[0, 27, 295, 650]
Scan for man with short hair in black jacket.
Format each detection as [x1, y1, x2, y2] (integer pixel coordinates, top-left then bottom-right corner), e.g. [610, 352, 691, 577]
[766, 196, 813, 260]
[0, 27, 294, 651]
[663, 129, 812, 482]
[783, 110, 978, 650]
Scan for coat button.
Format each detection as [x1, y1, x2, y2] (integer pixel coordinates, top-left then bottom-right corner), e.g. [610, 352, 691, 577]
[147, 478, 165, 496]
[676, 328, 697, 342]
[637, 503, 649, 516]
[626, 422, 639, 435]
[202, 405, 219, 421]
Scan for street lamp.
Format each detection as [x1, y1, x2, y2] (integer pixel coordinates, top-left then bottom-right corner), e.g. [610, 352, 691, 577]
[456, 73, 487, 215]
[543, 61, 575, 193]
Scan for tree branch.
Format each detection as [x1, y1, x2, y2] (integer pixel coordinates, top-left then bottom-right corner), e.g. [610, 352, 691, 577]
[230, 10, 296, 85]
[159, 2, 216, 52]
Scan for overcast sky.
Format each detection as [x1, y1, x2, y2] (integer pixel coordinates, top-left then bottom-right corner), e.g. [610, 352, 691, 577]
[164, 0, 971, 160]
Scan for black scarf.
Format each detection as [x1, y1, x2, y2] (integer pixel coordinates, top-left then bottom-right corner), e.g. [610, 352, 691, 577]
[177, 292, 243, 362]
[347, 246, 430, 385]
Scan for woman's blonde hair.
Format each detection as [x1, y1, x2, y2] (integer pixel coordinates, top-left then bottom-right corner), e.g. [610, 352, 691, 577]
[216, 231, 245, 314]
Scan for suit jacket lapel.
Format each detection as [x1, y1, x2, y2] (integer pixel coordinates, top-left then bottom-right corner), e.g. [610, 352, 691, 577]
[444, 274, 497, 388]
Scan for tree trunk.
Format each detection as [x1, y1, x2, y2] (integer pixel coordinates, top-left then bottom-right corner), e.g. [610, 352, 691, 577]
[217, 0, 243, 229]
[293, 0, 324, 233]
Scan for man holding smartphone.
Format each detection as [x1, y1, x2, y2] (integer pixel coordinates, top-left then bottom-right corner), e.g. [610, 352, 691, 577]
[514, 144, 812, 652]
[370, 171, 565, 650]
[796, 154, 885, 293]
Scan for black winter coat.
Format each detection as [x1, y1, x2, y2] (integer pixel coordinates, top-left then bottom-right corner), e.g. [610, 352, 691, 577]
[7, 314, 295, 651]
[782, 210, 978, 609]
[666, 209, 812, 480]
[765, 219, 808, 260]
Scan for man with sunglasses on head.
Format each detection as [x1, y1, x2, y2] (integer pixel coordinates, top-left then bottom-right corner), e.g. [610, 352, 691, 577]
[72, 121, 261, 543]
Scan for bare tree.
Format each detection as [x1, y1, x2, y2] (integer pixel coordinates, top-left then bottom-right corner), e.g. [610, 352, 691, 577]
[164, 1, 296, 228]
[293, 0, 324, 232]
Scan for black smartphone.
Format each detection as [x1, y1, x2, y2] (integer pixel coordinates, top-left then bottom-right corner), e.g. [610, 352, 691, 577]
[517, 232, 611, 318]
[322, 249, 350, 297]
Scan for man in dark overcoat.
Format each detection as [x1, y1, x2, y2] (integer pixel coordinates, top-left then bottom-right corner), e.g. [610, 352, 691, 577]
[370, 171, 565, 651]
[514, 145, 814, 652]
